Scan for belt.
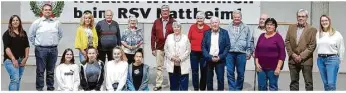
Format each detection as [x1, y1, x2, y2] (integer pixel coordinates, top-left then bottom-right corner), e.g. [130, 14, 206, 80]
[318, 54, 338, 57]
[36, 46, 57, 48]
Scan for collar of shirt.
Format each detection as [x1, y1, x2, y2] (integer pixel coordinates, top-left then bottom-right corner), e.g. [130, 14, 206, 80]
[258, 26, 265, 30]
[297, 23, 307, 28]
[162, 18, 169, 22]
[231, 21, 243, 26]
[40, 17, 54, 22]
[212, 28, 220, 34]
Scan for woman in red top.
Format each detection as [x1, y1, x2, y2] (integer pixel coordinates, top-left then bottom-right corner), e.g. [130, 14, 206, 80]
[188, 11, 210, 91]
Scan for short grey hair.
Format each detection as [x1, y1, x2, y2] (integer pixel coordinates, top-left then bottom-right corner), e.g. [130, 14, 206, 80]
[297, 9, 309, 18]
[232, 10, 242, 17]
[161, 5, 169, 10]
[210, 16, 220, 23]
[172, 21, 182, 28]
[128, 15, 137, 23]
[196, 11, 205, 18]
[105, 10, 114, 16]
[128, 15, 138, 28]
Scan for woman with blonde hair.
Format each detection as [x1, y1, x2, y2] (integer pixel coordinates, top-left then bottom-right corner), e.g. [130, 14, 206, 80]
[104, 46, 129, 91]
[121, 15, 144, 64]
[75, 10, 98, 63]
[316, 15, 345, 91]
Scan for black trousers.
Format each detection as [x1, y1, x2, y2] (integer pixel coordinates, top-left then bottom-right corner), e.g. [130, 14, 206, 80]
[98, 49, 113, 62]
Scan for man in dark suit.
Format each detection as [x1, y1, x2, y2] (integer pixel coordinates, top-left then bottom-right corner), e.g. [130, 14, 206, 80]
[202, 16, 230, 91]
[285, 9, 317, 91]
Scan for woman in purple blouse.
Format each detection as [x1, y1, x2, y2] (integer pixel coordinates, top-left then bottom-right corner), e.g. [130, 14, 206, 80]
[254, 18, 286, 91]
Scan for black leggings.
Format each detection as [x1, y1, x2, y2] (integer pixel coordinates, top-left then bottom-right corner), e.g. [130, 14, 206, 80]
[86, 82, 99, 91]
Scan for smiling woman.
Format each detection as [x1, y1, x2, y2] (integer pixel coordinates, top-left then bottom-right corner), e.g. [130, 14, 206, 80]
[55, 48, 80, 91]
[121, 15, 144, 64]
[2, 15, 30, 91]
[74, 11, 98, 64]
[255, 18, 285, 91]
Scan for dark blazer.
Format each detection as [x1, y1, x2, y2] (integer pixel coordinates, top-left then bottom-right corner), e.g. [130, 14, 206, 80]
[285, 24, 317, 65]
[151, 17, 176, 51]
[80, 60, 105, 91]
[202, 28, 231, 62]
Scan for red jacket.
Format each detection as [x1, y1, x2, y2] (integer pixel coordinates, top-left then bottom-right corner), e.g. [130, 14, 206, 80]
[188, 24, 210, 51]
[151, 17, 175, 51]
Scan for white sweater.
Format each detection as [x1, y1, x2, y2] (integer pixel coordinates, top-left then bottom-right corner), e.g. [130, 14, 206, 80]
[104, 60, 128, 91]
[164, 34, 191, 74]
[55, 63, 80, 91]
[316, 31, 345, 61]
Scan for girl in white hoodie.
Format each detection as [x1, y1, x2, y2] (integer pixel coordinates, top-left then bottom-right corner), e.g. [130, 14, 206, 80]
[104, 46, 128, 91]
[55, 48, 80, 91]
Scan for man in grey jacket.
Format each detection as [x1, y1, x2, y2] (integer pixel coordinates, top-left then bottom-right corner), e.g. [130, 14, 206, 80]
[96, 10, 121, 62]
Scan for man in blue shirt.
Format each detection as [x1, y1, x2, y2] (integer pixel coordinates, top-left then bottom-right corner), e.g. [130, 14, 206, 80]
[29, 4, 63, 91]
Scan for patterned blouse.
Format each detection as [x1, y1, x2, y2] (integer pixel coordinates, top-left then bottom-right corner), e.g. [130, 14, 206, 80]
[121, 28, 144, 54]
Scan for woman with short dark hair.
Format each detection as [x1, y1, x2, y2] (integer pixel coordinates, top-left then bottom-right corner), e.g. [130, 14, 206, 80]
[255, 18, 286, 91]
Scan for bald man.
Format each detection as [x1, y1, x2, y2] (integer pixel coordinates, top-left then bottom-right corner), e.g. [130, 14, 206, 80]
[96, 10, 121, 62]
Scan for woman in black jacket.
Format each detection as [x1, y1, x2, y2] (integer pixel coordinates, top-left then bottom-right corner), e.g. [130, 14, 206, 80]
[80, 47, 105, 91]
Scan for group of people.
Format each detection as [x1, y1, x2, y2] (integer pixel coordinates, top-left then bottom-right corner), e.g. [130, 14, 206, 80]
[2, 4, 344, 91]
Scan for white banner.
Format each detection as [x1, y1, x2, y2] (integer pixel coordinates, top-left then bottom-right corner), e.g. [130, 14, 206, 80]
[21, 1, 260, 24]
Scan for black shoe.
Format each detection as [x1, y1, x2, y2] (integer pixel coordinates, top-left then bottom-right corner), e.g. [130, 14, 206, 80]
[194, 89, 199, 91]
[153, 87, 162, 91]
[36, 88, 43, 91]
[47, 87, 55, 91]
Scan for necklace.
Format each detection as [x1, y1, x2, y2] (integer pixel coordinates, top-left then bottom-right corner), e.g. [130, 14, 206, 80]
[174, 34, 181, 42]
[173, 34, 181, 57]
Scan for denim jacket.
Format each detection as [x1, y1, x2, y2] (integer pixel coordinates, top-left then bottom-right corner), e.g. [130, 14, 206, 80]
[125, 64, 150, 91]
[227, 22, 253, 56]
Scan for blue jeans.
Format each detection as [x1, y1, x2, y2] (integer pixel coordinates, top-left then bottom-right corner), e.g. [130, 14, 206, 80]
[35, 46, 58, 90]
[190, 51, 207, 90]
[4, 58, 24, 91]
[317, 55, 340, 91]
[226, 52, 247, 90]
[79, 51, 86, 63]
[207, 61, 225, 91]
[257, 70, 279, 91]
[169, 66, 189, 91]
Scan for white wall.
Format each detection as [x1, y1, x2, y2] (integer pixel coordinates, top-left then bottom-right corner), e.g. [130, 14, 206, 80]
[2, 1, 346, 73]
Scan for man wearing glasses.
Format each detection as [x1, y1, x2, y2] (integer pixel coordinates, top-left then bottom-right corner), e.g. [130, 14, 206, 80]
[285, 9, 317, 91]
